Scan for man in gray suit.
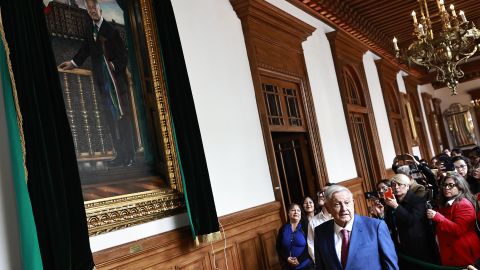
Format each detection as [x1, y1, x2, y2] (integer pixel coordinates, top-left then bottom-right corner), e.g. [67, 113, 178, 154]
[314, 185, 398, 270]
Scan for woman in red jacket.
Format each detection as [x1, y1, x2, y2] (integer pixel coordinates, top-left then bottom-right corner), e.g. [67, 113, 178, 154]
[426, 172, 480, 267]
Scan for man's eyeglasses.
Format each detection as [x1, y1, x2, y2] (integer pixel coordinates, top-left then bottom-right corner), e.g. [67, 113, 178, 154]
[441, 183, 457, 189]
[317, 191, 325, 198]
[391, 182, 406, 188]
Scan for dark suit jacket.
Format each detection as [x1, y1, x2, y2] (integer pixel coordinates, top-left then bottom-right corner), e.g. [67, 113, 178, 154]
[73, 19, 129, 98]
[314, 215, 398, 270]
[384, 190, 438, 263]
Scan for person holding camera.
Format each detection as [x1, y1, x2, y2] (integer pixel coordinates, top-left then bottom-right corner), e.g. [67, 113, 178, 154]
[394, 153, 439, 200]
[367, 180, 392, 219]
[426, 172, 480, 267]
[396, 165, 427, 198]
[384, 174, 439, 267]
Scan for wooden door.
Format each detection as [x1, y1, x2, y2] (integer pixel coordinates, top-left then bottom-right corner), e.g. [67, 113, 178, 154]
[261, 76, 318, 208]
[273, 132, 316, 206]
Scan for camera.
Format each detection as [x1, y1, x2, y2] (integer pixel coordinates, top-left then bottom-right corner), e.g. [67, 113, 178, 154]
[408, 163, 420, 174]
[364, 191, 379, 200]
[425, 201, 433, 210]
[396, 154, 410, 161]
[437, 154, 454, 172]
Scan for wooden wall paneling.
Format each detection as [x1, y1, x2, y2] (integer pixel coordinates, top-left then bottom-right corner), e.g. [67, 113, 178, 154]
[210, 245, 240, 270]
[93, 202, 282, 269]
[260, 229, 281, 270]
[230, 0, 329, 218]
[237, 237, 264, 270]
[375, 59, 410, 156]
[145, 265, 175, 270]
[174, 255, 211, 270]
[93, 227, 196, 269]
[341, 177, 368, 216]
[326, 31, 387, 194]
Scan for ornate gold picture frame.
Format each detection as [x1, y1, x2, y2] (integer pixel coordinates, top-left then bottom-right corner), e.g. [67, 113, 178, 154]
[444, 103, 478, 147]
[44, 0, 185, 235]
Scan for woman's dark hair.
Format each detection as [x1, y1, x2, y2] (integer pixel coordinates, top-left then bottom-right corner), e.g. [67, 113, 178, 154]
[438, 172, 475, 207]
[301, 196, 315, 215]
[451, 148, 462, 156]
[472, 146, 480, 156]
[302, 196, 314, 206]
[452, 155, 472, 174]
[377, 179, 392, 188]
[287, 203, 300, 212]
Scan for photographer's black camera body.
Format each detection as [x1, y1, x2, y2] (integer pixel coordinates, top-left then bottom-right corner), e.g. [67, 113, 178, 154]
[364, 191, 379, 200]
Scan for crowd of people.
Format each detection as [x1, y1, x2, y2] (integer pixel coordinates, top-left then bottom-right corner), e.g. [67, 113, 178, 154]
[276, 148, 480, 270]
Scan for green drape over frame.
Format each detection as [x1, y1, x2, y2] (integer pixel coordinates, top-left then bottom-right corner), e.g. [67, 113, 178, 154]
[152, 0, 220, 241]
[0, 14, 43, 270]
[0, 0, 94, 269]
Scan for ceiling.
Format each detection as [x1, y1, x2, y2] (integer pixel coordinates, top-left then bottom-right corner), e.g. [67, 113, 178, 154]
[287, 0, 480, 86]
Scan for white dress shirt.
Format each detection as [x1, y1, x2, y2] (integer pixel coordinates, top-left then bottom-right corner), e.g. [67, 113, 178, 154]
[333, 215, 354, 263]
[307, 209, 332, 261]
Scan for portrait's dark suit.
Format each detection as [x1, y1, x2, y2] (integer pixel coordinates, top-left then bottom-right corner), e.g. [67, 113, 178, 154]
[73, 19, 135, 166]
[314, 215, 398, 270]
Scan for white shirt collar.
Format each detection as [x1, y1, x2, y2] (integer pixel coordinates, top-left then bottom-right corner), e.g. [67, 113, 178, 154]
[333, 214, 355, 234]
[446, 198, 455, 206]
[320, 208, 331, 219]
[94, 17, 104, 29]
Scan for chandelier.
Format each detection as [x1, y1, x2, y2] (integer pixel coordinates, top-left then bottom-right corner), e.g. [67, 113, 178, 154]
[471, 98, 480, 109]
[392, 0, 480, 95]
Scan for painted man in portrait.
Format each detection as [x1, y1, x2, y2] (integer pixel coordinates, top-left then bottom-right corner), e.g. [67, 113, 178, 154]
[59, 0, 135, 167]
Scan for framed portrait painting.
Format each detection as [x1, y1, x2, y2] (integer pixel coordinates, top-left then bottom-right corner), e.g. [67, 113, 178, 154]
[43, 0, 185, 235]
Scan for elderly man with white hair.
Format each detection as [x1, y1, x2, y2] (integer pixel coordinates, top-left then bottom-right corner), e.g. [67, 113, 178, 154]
[313, 185, 398, 270]
[396, 165, 427, 198]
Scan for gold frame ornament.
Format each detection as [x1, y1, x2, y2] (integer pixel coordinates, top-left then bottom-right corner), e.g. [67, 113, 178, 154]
[79, 0, 185, 235]
[405, 99, 418, 143]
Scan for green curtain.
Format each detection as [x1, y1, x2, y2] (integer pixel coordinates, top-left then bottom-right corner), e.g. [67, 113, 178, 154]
[0, 1, 94, 269]
[0, 20, 43, 270]
[152, 0, 220, 240]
